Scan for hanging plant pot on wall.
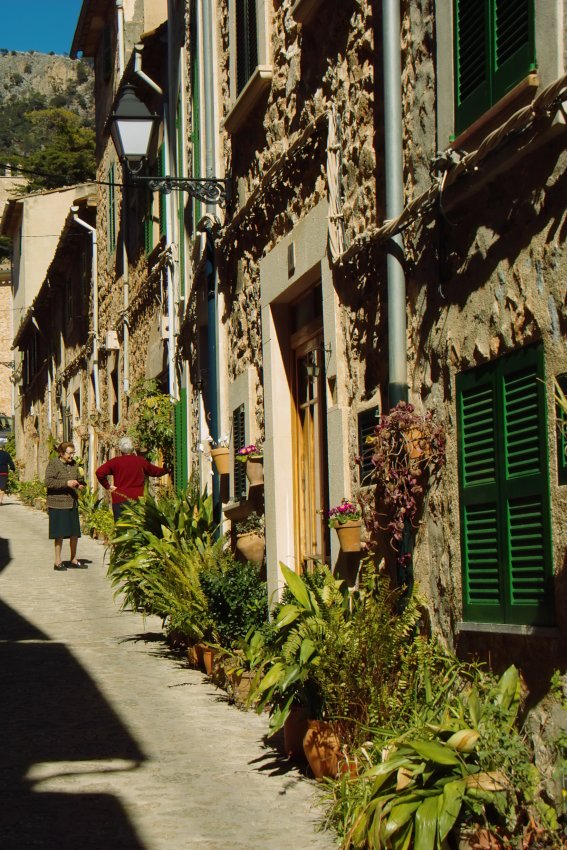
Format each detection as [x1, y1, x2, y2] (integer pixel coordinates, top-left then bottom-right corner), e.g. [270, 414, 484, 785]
[211, 447, 230, 475]
[245, 457, 264, 486]
[335, 520, 362, 553]
[235, 532, 265, 565]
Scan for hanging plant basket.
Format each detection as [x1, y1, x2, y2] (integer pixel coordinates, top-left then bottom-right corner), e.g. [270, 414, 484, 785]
[236, 531, 265, 564]
[335, 520, 362, 552]
[245, 456, 264, 485]
[211, 447, 230, 475]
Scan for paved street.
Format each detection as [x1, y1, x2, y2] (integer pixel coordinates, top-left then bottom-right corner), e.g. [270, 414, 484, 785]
[0, 498, 337, 850]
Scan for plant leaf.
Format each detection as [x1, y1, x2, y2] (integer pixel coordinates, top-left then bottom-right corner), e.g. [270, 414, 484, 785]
[446, 729, 479, 752]
[280, 563, 314, 611]
[438, 779, 465, 840]
[405, 740, 461, 766]
[413, 795, 440, 850]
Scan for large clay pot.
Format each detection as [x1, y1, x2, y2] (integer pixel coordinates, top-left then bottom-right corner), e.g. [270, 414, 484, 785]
[303, 720, 341, 780]
[231, 670, 254, 708]
[283, 706, 309, 761]
[202, 646, 215, 676]
[245, 456, 264, 485]
[236, 532, 265, 564]
[186, 645, 199, 668]
[335, 520, 362, 553]
[211, 447, 230, 475]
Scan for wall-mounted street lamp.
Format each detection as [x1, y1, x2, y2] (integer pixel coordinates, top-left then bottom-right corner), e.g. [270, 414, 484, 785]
[109, 84, 230, 206]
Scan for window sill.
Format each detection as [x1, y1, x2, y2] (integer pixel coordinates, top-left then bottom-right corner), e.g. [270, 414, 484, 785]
[457, 621, 558, 638]
[451, 73, 540, 151]
[224, 66, 273, 135]
[291, 0, 324, 25]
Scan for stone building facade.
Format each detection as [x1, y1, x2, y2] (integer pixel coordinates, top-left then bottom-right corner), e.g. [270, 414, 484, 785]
[176, 0, 567, 673]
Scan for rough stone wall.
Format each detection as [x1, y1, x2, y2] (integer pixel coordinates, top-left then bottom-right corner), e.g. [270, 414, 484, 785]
[404, 138, 567, 656]
[216, 0, 378, 436]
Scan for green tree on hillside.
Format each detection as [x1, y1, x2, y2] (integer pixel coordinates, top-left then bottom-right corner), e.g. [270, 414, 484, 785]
[23, 108, 96, 191]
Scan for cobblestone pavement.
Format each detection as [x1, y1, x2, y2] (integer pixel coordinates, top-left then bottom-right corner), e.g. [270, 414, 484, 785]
[0, 499, 338, 850]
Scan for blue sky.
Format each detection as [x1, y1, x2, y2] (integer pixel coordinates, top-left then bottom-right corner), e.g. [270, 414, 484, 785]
[1, 0, 84, 56]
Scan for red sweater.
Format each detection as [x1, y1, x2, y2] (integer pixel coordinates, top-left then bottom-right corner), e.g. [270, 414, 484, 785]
[96, 454, 167, 504]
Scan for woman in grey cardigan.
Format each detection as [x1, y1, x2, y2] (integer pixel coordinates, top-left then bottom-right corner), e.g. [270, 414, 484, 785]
[45, 442, 85, 571]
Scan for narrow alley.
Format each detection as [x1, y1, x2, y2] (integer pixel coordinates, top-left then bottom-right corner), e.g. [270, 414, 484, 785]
[0, 498, 337, 850]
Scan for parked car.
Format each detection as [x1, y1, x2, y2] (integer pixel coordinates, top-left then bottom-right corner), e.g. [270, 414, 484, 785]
[0, 414, 13, 445]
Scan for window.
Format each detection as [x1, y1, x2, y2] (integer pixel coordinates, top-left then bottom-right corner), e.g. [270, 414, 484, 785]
[110, 365, 119, 424]
[457, 343, 554, 626]
[454, 0, 536, 135]
[158, 144, 167, 239]
[143, 189, 154, 255]
[107, 164, 116, 253]
[233, 404, 247, 501]
[236, 0, 258, 96]
[226, 0, 272, 133]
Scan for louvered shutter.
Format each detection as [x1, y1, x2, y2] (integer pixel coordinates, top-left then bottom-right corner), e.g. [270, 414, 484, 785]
[158, 145, 167, 238]
[458, 365, 504, 621]
[236, 0, 258, 96]
[173, 388, 188, 493]
[454, 0, 536, 135]
[144, 189, 153, 255]
[454, 0, 490, 134]
[176, 99, 186, 297]
[233, 404, 247, 501]
[493, 0, 536, 103]
[457, 345, 554, 626]
[500, 347, 553, 624]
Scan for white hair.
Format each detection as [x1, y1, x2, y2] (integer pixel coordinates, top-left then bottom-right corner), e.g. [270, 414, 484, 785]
[118, 437, 134, 454]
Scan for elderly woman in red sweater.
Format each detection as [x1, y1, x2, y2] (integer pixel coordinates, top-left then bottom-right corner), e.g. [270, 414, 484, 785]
[96, 437, 168, 521]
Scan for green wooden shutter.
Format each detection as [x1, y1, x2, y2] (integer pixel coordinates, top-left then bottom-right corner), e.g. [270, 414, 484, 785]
[176, 99, 186, 297]
[236, 0, 258, 96]
[144, 189, 153, 255]
[158, 145, 167, 239]
[190, 5, 202, 231]
[174, 388, 188, 492]
[458, 367, 504, 620]
[454, 0, 490, 134]
[454, 0, 536, 135]
[493, 0, 536, 103]
[233, 404, 247, 501]
[457, 344, 554, 626]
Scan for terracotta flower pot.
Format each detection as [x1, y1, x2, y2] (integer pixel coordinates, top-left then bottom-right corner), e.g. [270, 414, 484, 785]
[236, 531, 265, 564]
[302, 719, 341, 780]
[186, 645, 199, 668]
[245, 456, 264, 485]
[211, 447, 230, 475]
[202, 646, 215, 676]
[230, 670, 254, 708]
[334, 520, 362, 552]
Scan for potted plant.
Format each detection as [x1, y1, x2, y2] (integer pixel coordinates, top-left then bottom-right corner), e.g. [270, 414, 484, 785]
[328, 498, 363, 552]
[235, 511, 265, 564]
[207, 434, 230, 475]
[236, 443, 263, 485]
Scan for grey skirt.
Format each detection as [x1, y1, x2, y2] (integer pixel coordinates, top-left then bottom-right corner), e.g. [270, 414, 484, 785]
[48, 506, 81, 539]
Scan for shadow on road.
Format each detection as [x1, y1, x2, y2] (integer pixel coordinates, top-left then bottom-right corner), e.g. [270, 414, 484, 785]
[0, 587, 150, 849]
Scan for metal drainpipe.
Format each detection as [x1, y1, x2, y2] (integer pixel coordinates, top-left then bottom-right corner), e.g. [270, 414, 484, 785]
[201, 0, 221, 516]
[72, 207, 100, 413]
[116, 1, 125, 78]
[134, 45, 177, 400]
[383, 0, 408, 408]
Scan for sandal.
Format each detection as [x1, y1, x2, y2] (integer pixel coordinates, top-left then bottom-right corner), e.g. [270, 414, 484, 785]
[69, 560, 88, 569]
[53, 563, 67, 571]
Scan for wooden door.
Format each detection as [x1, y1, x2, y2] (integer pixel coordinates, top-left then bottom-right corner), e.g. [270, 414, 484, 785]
[292, 326, 330, 572]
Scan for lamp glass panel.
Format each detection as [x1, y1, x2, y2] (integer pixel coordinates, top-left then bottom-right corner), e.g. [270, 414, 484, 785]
[115, 118, 155, 158]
